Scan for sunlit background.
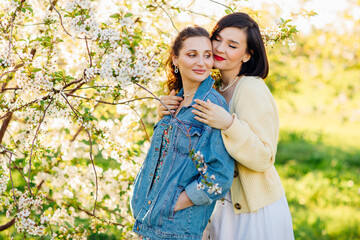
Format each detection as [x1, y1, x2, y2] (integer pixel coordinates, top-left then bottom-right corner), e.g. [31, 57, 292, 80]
[1, 0, 359, 239]
[161, 0, 360, 239]
[94, 0, 360, 238]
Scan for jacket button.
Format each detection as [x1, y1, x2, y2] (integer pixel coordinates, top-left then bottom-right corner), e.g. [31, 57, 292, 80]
[234, 170, 238, 178]
[169, 125, 172, 130]
[136, 226, 139, 231]
[234, 203, 242, 210]
[148, 200, 152, 205]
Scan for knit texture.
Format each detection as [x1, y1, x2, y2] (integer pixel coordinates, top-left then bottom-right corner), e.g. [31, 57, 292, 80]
[221, 76, 285, 213]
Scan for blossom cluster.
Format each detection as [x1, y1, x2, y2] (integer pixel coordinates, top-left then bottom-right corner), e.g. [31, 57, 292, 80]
[12, 192, 50, 236]
[192, 150, 222, 195]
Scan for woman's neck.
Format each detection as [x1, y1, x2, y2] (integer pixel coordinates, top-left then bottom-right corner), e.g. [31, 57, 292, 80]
[220, 71, 239, 85]
[180, 81, 200, 106]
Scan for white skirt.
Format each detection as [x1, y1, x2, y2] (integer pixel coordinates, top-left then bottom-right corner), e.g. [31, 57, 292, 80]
[202, 192, 294, 240]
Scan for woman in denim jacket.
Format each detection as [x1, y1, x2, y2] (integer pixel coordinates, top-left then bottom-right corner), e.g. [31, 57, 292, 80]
[130, 26, 234, 240]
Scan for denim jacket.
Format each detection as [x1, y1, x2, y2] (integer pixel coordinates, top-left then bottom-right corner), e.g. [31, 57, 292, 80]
[130, 76, 235, 240]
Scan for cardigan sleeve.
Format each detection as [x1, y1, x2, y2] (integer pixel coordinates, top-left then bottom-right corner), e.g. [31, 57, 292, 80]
[221, 78, 279, 172]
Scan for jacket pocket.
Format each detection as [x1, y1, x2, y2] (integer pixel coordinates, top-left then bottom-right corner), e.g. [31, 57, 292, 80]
[175, 123, 204, 155]
[167, 185, 184, 219]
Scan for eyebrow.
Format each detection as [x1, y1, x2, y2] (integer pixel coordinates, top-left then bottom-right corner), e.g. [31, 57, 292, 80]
[186, 49, 212, 53]
[216, 34, 240, 45]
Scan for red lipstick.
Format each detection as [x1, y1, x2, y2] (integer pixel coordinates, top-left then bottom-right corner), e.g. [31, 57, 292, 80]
[214, 55, 225, 61]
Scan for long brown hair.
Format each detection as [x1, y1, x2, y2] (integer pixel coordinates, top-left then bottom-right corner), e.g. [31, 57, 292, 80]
[164, 26, 210, 94]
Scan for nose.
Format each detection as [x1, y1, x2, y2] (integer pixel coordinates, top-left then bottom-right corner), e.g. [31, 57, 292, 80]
[197, 56, 205, 66]
[214, 41, 225, 53]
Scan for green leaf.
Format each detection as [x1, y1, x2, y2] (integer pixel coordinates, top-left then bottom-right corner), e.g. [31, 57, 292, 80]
[124, 13, 133, 18]
[110, 14, 120, 18]
[225, 9, 232, 15]
[33, 68, 42, 72]
[26, 6, 33, 13]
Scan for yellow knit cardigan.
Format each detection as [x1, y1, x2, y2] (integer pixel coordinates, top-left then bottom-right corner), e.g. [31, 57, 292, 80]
[221, 76, 285, 214]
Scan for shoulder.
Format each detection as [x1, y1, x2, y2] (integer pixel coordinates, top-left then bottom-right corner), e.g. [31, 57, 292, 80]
[235, 76, 273, 99]
[205, 88, 228, 110]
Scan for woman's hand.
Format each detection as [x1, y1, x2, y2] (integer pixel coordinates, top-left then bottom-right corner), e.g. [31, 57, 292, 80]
[192, 99, 233, 131]
[174, 191, 194, 212]
[157, 90, 183, 119]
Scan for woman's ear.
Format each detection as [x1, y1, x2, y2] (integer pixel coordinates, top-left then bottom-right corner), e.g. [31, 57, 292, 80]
[172, 54, 178, 66]
[244, 50, 252, 63]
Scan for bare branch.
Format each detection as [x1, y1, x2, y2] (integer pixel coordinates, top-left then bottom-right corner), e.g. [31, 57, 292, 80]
[155, 2, 178, 32]
[66, 93, 155, 105]
[48, 0, 74, 38]
[7, 0, 26, 57]
[128, 105, 150, 142]
[85, 37, 93, 67]
[60, 92, 98, 216]
[0, 69, 19, 82]
[45, 196, 126, 227]
[0, 94, 51, 122]
[9, 152, 19, 210]
[0, 114, 12, 143]
[28, 98, 54, 196]
[209, 0, 233, 11]
[0, 218, 15, 231]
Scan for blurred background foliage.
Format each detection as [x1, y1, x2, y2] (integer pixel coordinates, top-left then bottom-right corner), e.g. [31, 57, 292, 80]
[264, 2, 360, 239]
[1, 0, 359, 239]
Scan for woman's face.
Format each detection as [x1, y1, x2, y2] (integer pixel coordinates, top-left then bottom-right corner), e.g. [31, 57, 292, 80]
[212, 27, 250, 75]
[173, 36, 213, 85]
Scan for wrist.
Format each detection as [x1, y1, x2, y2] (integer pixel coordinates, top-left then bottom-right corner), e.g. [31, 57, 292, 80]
[223, 114, 234, 131]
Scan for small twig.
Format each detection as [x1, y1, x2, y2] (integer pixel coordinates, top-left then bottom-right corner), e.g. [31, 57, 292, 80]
[8, 152, 19, 210]
[12, 161, 32, 192]
[70, 126, 83, 142]
[62, 78, 84, 89]
[15, 23, 47, 26]
[0, 87, 22, 91]
[60, 92, 98, 216]
[63, 85, 110, 91]
[45, 196, 125, 227]
[7, 0, 26, 57]
[135, 83, 175, 118]
[66, 93, 155, 105]
[85, 37, 92, 67]
[27, 98, 54, 196]
[209, 0, 233, 11]
[0, 93, 52, 120]
[128, 105, 150, 142]
[0, 69, 19, 81]
[155, 2, 178, 32]
[48, 0, 74, 38]
[0, 218, 15, 231]
[70, 103, 99, 142]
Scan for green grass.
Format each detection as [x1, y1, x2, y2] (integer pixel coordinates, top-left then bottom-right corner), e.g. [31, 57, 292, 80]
[276, 129, 360, 240]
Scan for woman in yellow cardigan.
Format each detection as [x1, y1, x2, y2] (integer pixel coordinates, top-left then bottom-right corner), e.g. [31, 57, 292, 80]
[158, 13, 294, 240]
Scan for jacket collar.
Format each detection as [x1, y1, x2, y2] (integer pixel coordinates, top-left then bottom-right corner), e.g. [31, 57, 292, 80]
[177, 75, 214, 106]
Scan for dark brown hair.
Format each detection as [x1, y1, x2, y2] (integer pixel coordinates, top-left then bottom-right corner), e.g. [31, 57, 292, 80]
[164, 26, 210, 94]
[211, 12, 269, 79]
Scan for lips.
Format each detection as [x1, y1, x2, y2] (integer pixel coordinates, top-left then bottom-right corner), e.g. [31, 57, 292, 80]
[193, 69, 206, 74]
[214, 55, 225, 61]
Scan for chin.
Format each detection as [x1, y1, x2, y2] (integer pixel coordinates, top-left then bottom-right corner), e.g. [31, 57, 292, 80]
[213, 62, 224, 70]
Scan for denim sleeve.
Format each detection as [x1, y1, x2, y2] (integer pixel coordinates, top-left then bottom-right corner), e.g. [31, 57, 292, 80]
[185, 127, 235, 205]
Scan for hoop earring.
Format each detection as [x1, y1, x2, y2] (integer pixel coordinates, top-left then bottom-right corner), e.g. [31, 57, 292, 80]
[174, 66, 178, 73]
